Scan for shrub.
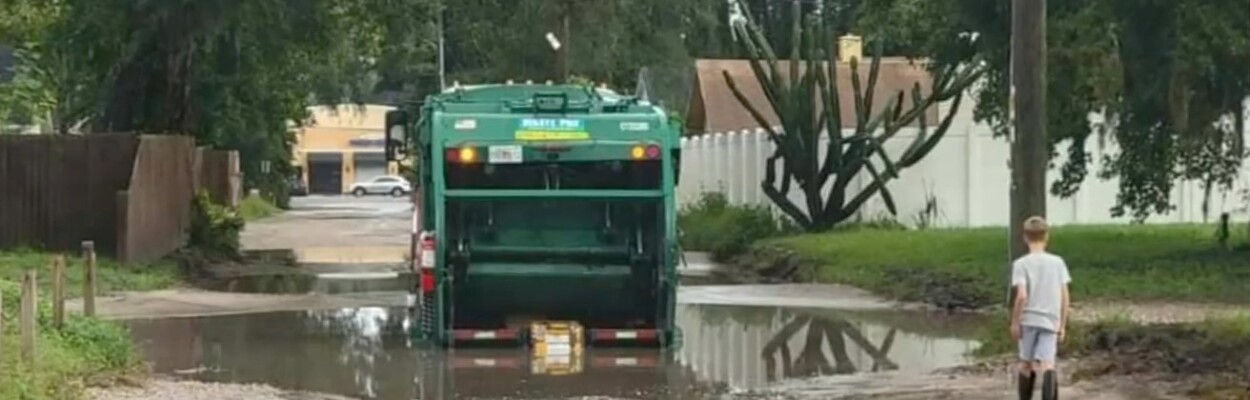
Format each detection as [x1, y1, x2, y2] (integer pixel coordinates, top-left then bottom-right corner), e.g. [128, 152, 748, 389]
[678, 192, 797, 262]
[238, 193, 281, 221]
[187, 191, 244, 257]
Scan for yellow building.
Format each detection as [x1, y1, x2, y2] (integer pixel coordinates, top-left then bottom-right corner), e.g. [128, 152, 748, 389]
[293, 104, 401, 194]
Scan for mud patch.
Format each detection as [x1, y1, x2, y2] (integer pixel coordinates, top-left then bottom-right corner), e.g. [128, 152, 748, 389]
[719, 245, 811, 284]
[1075, 322, 1250, 398]
[722, 245, 993, 311]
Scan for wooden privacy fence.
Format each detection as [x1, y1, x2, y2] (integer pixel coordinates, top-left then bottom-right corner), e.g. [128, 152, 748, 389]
[0, 134, 238, 263]
[0, 134, 138, 256]
[196, 148, 242, 208]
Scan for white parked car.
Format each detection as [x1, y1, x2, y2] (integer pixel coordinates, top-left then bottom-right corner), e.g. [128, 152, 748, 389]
[349, 175, 411, 197]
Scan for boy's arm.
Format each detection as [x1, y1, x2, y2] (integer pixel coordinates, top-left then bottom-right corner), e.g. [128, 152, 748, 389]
[1059, 261, 1072, 336]
[1059, 284, 1070, 335]
[1010, 263, 1028, 330]
[1011, 283, 1028, 329]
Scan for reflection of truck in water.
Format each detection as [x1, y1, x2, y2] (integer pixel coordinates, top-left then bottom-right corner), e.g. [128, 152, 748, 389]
[125, 307, 707, 399]
[417, 348, 707, 399]
[384, 82, 682, 347]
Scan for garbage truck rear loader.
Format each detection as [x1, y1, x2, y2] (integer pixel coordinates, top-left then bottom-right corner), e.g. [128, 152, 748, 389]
[385, 83, 681, 347]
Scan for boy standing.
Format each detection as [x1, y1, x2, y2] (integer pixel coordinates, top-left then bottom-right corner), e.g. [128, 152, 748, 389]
[1011, 216, 1071, 400]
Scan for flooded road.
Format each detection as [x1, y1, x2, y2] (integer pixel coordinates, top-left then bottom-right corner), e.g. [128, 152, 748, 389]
[125, 303, 984, 399]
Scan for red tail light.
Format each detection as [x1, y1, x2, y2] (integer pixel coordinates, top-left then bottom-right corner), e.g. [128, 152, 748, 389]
[446, 147, 478, 163]
[630, 144, 662, 160]
[644, 145, 661, 159]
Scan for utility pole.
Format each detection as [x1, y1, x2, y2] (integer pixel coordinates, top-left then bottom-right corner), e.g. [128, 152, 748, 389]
[552, 0, 571, 83]
[1008, 0, 1048, 303]
[438, 1, 447, 91]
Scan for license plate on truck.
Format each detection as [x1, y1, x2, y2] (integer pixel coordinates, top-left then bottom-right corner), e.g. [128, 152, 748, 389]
[489, 145, 523, 164]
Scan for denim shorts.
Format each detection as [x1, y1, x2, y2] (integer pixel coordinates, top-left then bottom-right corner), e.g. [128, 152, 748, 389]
[1018, 325, 1058, 362]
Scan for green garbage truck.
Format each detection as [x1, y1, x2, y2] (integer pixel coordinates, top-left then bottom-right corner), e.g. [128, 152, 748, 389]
[384, 82, 681, 347]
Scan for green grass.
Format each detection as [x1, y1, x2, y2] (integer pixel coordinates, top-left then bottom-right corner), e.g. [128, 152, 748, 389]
[1, 278, 148, 399]
[768, 224, 1250, 307]
[0, 249, 185, 398]
[0, 249, 182, 296]
[237, 194, 282, 221]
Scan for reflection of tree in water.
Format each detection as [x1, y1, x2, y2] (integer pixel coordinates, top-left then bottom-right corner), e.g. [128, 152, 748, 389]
[760, 313, 898, 382]
[187, 307, 418, 399]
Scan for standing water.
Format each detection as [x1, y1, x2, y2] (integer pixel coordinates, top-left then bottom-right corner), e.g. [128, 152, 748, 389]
[125, 303, 984, 399]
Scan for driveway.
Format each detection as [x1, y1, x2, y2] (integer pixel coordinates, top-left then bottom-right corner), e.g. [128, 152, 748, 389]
[240, 195, 411, 263]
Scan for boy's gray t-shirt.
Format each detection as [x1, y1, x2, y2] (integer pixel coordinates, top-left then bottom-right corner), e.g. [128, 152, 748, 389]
[1011, 252, 1071, 332]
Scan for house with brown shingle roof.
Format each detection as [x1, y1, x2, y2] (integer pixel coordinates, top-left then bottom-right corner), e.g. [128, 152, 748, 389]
[684, 57, 938, 135]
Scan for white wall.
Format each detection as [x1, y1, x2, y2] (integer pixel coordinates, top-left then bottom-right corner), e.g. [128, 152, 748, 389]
[678, 97, 1250, 228]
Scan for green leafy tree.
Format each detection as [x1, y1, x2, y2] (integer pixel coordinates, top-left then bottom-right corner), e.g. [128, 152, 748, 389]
[1, 0, 439, 200]
[859, 0, 1250, 221]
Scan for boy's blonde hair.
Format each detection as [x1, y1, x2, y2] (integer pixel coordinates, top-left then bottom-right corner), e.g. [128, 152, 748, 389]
[1023, 216, 1049, 243]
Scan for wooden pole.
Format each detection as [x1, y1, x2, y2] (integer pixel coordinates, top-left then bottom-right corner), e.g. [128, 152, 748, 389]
[1008, 0, 1048, 303]
[552, 0, 571, 83]
[82, 241, 97, 317]
[0, 284, 5, 370]
[21, 269, 37, 363]
[52, 255, 66, 329]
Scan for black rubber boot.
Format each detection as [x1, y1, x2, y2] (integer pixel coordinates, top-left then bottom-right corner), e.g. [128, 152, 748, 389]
[1041, 370, 1058, 400]
[1017, 371, 1036, 400]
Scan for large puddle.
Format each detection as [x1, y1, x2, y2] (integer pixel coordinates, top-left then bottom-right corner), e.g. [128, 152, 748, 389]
[125, 303, 985, 399]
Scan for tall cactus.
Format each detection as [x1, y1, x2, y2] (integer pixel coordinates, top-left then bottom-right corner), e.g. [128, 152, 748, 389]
[722, 1, 984, 231]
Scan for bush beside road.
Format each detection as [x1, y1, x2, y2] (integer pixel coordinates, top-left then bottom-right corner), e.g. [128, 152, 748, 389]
[238, 194, 283, 222]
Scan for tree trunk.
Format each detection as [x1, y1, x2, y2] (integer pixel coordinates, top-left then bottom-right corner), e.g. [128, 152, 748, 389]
[1009, 0, 1048, 303]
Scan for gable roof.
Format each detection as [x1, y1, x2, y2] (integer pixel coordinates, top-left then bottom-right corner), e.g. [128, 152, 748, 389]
[685, 58, 938, 135]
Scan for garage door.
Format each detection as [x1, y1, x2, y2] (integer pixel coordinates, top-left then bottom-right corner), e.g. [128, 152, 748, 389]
[353, 152, 388, 184]
[307, 153, 343, 195]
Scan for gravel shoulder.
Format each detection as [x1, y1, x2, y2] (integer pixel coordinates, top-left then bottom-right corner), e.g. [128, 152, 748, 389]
[88, 379, 358, 400]
[757, 358, 1193, 400]
[1071, 300, 1250, 324]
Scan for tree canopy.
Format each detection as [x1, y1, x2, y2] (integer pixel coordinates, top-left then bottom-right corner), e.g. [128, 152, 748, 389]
[0, 0, 439, 199]
[854, 0, 1250, 220]
[2, 0, 1247, 218]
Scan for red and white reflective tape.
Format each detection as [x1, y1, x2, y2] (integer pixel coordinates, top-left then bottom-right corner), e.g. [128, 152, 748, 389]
[452, 329, 520, 341]
[589, 329, 659, 342]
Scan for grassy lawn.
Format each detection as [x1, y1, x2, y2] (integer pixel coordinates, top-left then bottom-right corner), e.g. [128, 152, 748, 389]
[0, 249, 183, 296]
[767, 224, 1250, 307]
[0, 249, 180, 399]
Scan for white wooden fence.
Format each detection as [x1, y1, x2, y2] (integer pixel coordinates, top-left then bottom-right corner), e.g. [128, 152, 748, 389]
[677, 97, 1250, 228]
